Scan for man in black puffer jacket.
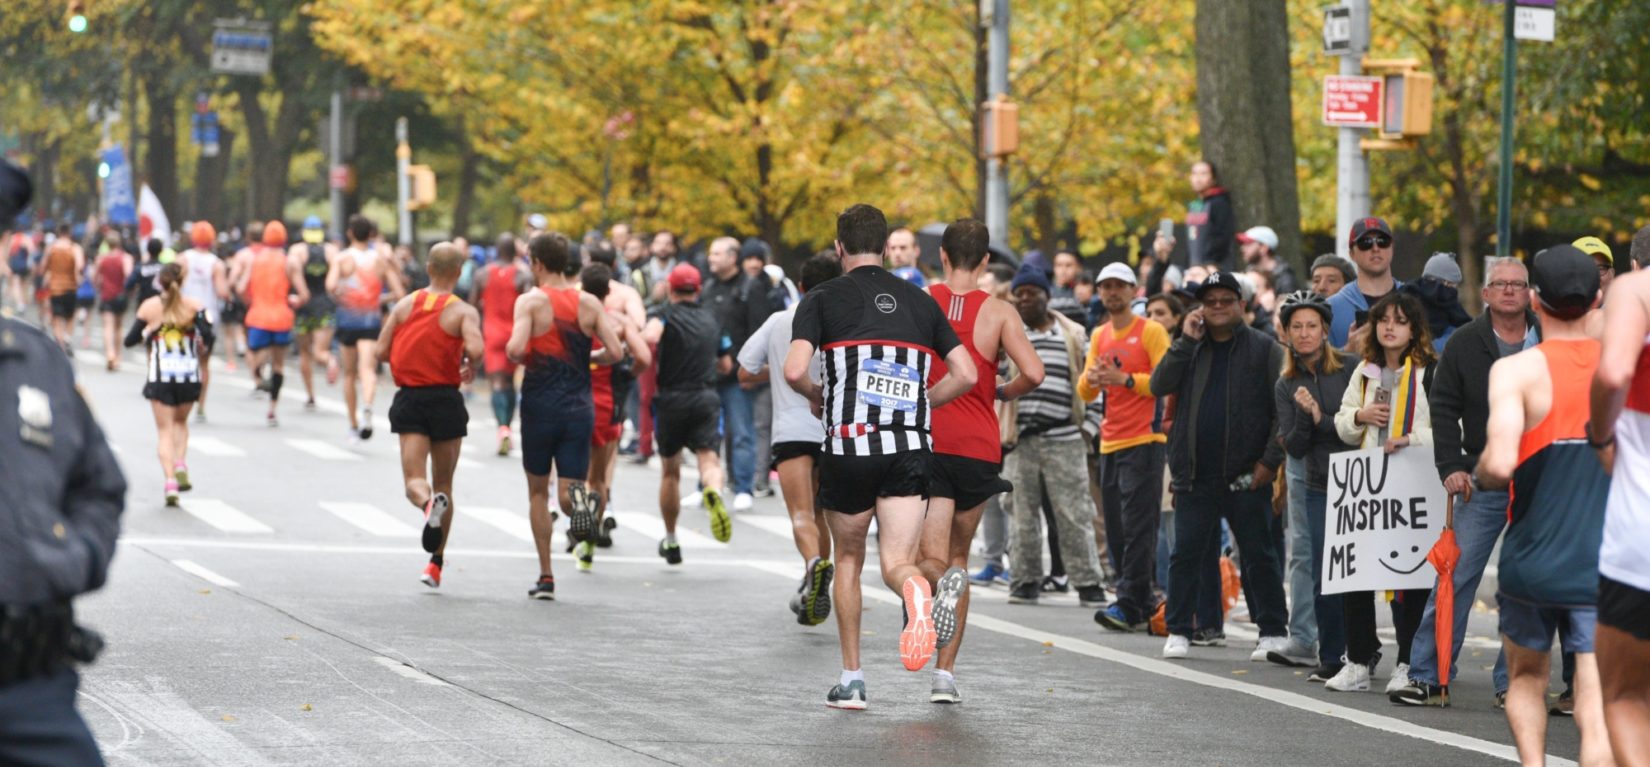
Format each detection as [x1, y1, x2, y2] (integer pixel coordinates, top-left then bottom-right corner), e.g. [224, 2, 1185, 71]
[1151, 271, 1290, 661]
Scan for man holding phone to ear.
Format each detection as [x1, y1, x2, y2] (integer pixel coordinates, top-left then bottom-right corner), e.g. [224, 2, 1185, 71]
[1328, 217, 1403, 350]
[1151, 271, 1291, 661]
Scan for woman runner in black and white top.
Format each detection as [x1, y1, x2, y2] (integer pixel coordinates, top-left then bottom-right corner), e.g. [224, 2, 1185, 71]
[124, 262, 215, 506]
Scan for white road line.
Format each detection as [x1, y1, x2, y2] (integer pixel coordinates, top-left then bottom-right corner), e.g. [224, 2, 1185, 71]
[463, 506, 535, 542]
[116, 536, 792, 567]
[372, 656, 450, 687]
[169, 559, 239, 587]
[737, 513, 803, 542]
[177, 498, 274, 533]
[285, 438, 364, 461]
[319, 501, 419, 537]
[83, 678, 273, 765]
[743, 563, 1568, 766]
[609, 509, 721, 549]
[188, 435, 247, 457]
[457, 455, 484, 470]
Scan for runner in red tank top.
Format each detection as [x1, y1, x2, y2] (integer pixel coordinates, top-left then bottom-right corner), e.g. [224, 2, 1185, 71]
[474, 233, 533, 455]
[376, 243, 484, 589]
[918, 219, 1045, 702]
[577, 262, 652, 561]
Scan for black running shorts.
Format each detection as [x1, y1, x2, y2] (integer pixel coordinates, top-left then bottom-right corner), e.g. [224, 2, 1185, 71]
[49, 293, 76, 319]
[653, 387, 720, 458]
[927, 453, 1012, 511]
[336, 326, 381, 347]
[1599, 574, 1650, 642]
[389, 386, 469, 442]
[771, 440, 821, 471]
[817, 450, 930, 515]
[143, 381, 201, 407]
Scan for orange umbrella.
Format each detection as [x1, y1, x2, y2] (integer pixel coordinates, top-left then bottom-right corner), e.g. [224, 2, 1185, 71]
[1426, 493, 1463, 706]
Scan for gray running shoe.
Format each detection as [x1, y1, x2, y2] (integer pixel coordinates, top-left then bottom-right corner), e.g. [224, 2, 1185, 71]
[931, 674, 960, 704]
[827, 680, 867, 710]
[933, 567, 967, 648]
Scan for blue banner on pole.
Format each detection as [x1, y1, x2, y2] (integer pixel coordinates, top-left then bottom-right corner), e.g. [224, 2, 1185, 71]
[102, 145, 137, 226]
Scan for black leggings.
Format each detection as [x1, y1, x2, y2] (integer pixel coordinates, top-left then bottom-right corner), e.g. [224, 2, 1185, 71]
[1342, 588, 1430, 666]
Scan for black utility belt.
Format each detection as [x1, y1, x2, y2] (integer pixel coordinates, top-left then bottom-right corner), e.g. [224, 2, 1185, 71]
[0, 602, 103, 686]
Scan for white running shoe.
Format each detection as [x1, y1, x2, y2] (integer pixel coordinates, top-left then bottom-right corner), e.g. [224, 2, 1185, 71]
[1324, 662, 1372, 692]
[1250, 636, 1291, 662]
[680, 492, 702, 508]
[1385, 663, 1411, 695]
[1163, 635, 1190, 659]
[732, 492, 753, 512]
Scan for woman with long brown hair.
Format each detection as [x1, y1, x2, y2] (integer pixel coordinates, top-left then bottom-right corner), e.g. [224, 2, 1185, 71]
[124, 262, 215, 505]
[1328, 291, 1437, 694]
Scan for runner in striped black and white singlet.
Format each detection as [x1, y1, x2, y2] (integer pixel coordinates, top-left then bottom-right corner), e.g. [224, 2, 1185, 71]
[1588, 241, 1650, 763]
[917, 218, 1043, 705]
[123, 262, 215, 506]
[1476, 244, 1611, 767]
[783, 204, 977, 711]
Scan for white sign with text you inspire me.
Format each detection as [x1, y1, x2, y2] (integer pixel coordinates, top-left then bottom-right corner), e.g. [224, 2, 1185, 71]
[1321, 446, 1446, 595]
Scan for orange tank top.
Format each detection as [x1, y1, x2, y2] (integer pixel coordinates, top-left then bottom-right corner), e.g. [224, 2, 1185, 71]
[244, 247, 294, 331]
[46, 242, 77, 294]
[1516, 338, 1601, 465]
[391, 290, 464, 388]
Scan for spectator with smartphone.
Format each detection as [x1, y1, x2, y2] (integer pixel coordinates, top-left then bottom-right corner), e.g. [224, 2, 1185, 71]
[1151, 271, 1290, 661]
[1329, 292, 1437, 694]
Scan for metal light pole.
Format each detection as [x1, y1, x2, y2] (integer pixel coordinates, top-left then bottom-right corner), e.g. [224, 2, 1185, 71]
[1495, 1, 1516, 257]
[984, 0, 1009, 244]
[395, 117, 412, 247]
[1334, 0, 1371, 259]
[328, 79, 344, 242]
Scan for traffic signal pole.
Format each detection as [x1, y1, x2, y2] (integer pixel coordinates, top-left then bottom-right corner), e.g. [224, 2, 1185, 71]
[1334, 0, 1371, 259]
[395, 117, 412, 247]
[1495, 1, 1516, 257]
[984, 0, 1009, 244]
[329, 78, 344, 242]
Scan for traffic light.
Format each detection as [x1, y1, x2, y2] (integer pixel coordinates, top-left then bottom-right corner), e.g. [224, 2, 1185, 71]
[1381, 70, 1434, 138]
[406, 165, 436, 210]
[67, 0, 87, 33]
[980, 96, 1019, 158]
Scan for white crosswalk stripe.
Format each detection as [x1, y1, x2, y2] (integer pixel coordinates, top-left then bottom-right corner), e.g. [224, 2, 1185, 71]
[463, 506, 534, 542]
[608, 509, 721, 549]
[285, 438, 363, 462]
[177, 498, 273, 534]
[318, 502, 419, 537]
[735, 513, 800, 542]
[189, 436, 248, 457]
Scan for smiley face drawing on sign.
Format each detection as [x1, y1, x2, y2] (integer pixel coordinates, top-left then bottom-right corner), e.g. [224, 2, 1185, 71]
[1380, 544, 1428, 575]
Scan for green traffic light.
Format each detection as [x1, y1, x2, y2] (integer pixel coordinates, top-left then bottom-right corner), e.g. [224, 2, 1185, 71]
[68, 14, 87, 32]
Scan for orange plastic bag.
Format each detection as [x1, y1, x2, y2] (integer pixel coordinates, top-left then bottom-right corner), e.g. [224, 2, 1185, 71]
[1146, 555, 1243, 637]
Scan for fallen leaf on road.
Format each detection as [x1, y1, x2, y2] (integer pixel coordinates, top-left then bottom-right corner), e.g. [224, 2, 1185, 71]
[300, 704, 312, 712]
[1042, 641, 1054, 647]
[284, 635, 300, 641]
[199, 589, 211, 595]
[221, 715, 236, 722]
[1231, 670, 1248, 675]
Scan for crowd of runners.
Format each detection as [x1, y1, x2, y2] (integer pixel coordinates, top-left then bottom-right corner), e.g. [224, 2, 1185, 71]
[5, 179, 1649, 764]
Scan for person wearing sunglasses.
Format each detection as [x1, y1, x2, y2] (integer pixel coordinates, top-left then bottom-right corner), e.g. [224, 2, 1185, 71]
[1151, 270, 1291, 662]
[1327, 217, 1401, 350]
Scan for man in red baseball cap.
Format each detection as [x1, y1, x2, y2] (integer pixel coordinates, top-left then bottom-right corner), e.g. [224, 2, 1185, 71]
[640, 261, 735, 565]
[1326, 216, 1400, 349]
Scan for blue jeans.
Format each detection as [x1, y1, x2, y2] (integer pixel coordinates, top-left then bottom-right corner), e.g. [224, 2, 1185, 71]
[1167, 484, 1289, 638]
[0, 668, 104, 766]
[716, 381, 757, 495]
[1407, 488, 1510, 692]
[1286, 458, 1317, 648]
[1306, 486, 1347, 665]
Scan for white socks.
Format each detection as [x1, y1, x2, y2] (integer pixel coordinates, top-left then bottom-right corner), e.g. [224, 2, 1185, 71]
[840, 668, 864, 686]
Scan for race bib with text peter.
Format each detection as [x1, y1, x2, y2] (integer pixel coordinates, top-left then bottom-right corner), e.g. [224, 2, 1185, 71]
[857, 358, 920, 413]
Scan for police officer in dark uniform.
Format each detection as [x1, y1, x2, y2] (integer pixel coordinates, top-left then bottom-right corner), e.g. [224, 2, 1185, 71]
[0, 157, 126, 766]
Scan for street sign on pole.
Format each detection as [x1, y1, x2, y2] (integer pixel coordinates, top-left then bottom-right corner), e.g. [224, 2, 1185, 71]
[1323, 75, 1383, 128]
[100, 145, 137, 226]
[1323, 5, 1352, 54]
[211, 19, 272, 76]
[1514, 6, 1555, 41]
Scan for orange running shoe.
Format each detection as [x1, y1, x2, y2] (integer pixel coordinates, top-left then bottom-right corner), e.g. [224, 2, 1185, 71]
[899, 575, 937, 671]
[420, 561, 442, 588]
